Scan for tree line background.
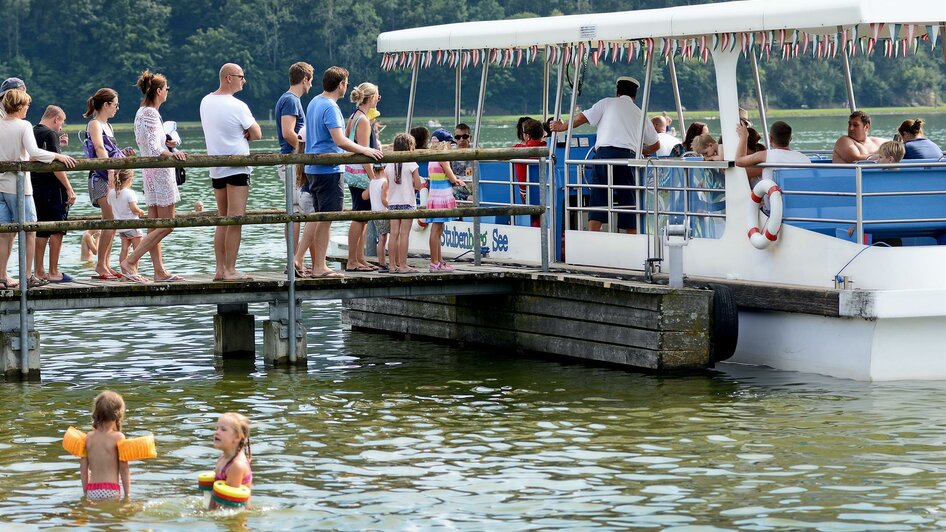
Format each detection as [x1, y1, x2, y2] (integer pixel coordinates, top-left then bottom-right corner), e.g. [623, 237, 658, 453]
[2, 0, 944, 125]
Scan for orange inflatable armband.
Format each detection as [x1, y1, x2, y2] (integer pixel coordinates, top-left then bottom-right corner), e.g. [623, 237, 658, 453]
[116, 434, 157, 461]
[63, 427, 87, 458]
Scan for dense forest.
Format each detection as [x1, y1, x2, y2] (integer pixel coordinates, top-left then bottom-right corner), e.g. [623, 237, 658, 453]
[2, 0, 945, 124]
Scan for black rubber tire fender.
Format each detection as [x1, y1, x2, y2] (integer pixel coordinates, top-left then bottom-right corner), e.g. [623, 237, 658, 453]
[708, 283, 739, 363]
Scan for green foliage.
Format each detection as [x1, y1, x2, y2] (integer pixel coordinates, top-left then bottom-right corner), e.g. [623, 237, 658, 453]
[2, 0, 945, 124]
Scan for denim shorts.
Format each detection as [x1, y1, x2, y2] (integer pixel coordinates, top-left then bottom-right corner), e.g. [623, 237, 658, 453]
[0, 193, 38, 224]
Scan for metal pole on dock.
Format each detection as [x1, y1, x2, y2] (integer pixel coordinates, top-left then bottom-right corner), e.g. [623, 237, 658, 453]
[539, 158, 549, 272]
[751, 52, 770, 149]
[840, 26, 857, 112]
[472, 61, 489, 266]
[405, 59, 420, 133]
[284, 166, 297, 364]
[668, 56, 686, 136]
[16, 173, 27, 375]
[455, 64, 462, 127]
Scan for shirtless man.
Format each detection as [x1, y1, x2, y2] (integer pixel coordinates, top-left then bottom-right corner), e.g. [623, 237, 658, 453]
[832, 111, 885, 163]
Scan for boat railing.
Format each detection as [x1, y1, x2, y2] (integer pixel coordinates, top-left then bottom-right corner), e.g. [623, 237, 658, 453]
[562, 158, 731, 241]
[760, 160, 946, 244]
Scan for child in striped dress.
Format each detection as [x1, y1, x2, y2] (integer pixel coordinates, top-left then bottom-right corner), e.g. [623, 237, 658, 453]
[426, 132, 467, 272]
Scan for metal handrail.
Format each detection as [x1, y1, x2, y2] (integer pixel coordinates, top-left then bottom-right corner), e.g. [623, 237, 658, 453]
[1, 148, 549, 377]
[761, 160, 946, 243]
[561, 158, 728, 238]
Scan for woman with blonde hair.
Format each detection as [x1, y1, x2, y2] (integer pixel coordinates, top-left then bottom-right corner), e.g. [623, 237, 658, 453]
[343, 82, 382, 271]
[120, 70, 187, 283]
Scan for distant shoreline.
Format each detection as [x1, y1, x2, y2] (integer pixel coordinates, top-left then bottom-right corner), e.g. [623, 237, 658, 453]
[63, 106, 945, 133]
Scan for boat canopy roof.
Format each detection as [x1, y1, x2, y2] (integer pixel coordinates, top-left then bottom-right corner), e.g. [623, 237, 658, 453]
[377, 0, 946, 53]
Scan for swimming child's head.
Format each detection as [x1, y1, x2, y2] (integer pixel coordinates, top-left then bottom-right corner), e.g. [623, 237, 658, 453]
[877, 140, 905, 163]
[214, 412, 251, 461]
[92, 390, 125, 432]
[392, 133, 415, 152]
[691, 134, 718, 158]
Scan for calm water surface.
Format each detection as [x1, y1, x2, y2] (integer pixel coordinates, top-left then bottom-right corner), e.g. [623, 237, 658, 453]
[2, 118, 946, 529]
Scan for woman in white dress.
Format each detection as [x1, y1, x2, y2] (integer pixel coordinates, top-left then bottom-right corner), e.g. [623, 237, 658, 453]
[121, 70, 187, 282]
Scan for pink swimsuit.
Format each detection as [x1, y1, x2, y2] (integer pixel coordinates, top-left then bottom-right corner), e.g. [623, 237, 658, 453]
[86, 482, 121, 500]
[216, 455, 252, 486]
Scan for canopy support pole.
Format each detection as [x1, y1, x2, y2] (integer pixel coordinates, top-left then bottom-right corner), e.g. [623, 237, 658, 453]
[638, 52, 657, 259]
[542, 61, 550, 121]
[550, 59, 565, 236]
[405, 59, 420, 133]
[472, 61, 489, 266]
[751, 52, 771, 148]
[668, 56, 686, 137]
[840, 25, 857, 112]
[455, 64, 462, 127]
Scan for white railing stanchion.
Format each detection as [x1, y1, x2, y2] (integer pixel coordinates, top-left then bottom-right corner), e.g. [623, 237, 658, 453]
[855, 165, 864, 244]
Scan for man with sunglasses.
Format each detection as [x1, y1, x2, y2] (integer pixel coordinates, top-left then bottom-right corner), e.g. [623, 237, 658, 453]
[450, 123, 473, 200]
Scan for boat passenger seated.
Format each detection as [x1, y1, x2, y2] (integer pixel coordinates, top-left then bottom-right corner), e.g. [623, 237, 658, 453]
[669, 122, 708, 157]
[736, 120, 808, 188]
[897, 119, 944, 160]
[832, 111, 886, 163]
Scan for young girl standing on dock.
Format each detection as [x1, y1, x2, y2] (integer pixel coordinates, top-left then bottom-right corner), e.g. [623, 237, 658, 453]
[385, 133, 422, 273]
[81, 391, 130, 501]
[210, 412, 253, 509]
[426, 132, 466, 272]
[107, 170, 146, 282]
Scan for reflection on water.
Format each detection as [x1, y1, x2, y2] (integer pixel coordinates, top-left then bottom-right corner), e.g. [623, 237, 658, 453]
[7, 327, 946, 529]
[2, 121, 946, 529]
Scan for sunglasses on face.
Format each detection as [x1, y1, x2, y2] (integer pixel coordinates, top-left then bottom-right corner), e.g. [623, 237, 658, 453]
[455, 134, 471, 140]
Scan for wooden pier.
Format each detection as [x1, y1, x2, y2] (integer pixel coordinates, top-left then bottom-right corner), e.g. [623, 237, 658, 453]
[0, 263, 723, 380]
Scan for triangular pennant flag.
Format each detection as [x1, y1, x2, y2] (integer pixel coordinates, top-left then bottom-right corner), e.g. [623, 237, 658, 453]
[888, 23, 901, 42]
[516, 48, 523, 67]
[928, 25, 940, 49]
[802, 32, 810, 56]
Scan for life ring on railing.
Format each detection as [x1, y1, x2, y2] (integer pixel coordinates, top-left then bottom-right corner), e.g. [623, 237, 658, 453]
[747, 178, 783, 250]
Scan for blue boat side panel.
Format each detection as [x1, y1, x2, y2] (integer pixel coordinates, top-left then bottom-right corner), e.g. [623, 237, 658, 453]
[776, 162, 946, 244]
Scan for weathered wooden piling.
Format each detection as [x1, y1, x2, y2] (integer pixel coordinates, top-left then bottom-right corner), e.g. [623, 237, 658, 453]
[213, 303, 255, 362]
[344, 272, 713, 370]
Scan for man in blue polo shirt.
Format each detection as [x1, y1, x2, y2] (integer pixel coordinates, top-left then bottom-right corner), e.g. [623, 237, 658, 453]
[295, 66, 382, 277]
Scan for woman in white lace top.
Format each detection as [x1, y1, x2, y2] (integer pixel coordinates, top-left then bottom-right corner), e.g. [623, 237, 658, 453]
[122, 70, 187, 282]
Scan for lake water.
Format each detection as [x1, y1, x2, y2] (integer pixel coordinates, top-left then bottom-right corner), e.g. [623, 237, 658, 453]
[3, 115, 946, 529]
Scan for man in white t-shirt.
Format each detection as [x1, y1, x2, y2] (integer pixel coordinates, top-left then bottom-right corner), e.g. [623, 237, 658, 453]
[200, 63, 262, 282]
[736, 120, 809, 188]
[549, 77, 659, 233]
[652, 116, 680, 157]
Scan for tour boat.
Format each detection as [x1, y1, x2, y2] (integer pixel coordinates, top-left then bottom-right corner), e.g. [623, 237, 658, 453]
[377, 0, 946, 381]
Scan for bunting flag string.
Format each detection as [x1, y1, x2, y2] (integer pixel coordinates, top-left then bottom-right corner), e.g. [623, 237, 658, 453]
[378, 24, 946, 70]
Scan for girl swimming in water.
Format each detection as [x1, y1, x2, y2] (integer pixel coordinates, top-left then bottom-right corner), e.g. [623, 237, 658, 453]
[210, 412, 253, 509]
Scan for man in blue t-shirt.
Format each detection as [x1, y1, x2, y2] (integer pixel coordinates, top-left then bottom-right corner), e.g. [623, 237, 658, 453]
[275, 62, 313, 157]
[295, 66, 383, 278]
[275, 62, 314, 268]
